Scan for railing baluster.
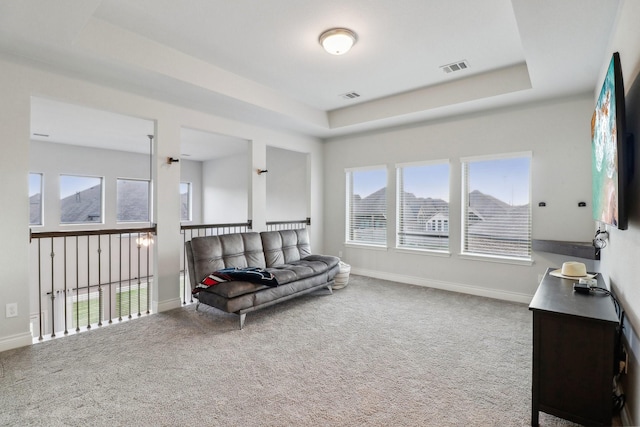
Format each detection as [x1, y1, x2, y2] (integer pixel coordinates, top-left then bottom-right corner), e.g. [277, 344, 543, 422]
[97, 235, 103, 327]
[265, 218, 310, 232]
[108, 235, 113, 324]
[118, 231, 123, 322]
[182, 229, 187, 305]
[29, 226, 156, 342]
[136, 232, 141, 317]
[128, 232, 132, 319]
[146, 234, 151, 314]
[37, 239, 43, 341]
[98, 286, 103, 327]
[49, 237, 55, 338]
[49, 291, 56, 338]
[63, 236, 68, 335]
[75, 236, 80, 332]
[86, 235, 91, 330]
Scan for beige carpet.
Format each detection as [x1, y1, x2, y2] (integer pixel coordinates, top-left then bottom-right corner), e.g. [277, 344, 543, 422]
[0, 275, 599, 426]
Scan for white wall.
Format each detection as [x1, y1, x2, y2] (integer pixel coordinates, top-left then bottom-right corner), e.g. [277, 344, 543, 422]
[30, 141, 152, 231]
[598, 1, 640, 424]
[0, 55, 324, 352]
[203, 152, 250, 224]
[324, 95, 596, 302]
[266, 146, 308, 221]
[0, 71, 30, 351]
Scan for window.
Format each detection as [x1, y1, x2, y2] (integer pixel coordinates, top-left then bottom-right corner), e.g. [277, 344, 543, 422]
[60, 175, 103, 224]
[346, 167, 387, 246]
[396, 161, 450, 251]
[461, 153, 531, 260]
[180, 182, 191, 222]
[29, 173, 43, 226]
[117, 179, 150, 222]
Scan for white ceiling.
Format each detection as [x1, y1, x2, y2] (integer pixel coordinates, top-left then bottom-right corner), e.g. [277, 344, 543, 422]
[30, 97, 249, 161]
[0, 0, 621, 159]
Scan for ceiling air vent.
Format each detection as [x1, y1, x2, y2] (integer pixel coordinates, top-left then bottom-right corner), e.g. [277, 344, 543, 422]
[440, 60, 469, 74]
[340, 91, 360, 100]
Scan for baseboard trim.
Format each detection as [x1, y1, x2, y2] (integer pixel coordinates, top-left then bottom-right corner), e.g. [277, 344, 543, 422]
[350, 267, 533, 304]
[0, 331, 33, 353]
[154, 297, 182, 313]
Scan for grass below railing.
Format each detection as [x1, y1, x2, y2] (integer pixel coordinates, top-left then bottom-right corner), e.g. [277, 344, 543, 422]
[71, 286, 149, 328]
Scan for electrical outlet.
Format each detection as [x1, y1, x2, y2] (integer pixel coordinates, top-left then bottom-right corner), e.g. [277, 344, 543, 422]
[6, 303, 18, 318]
[338, 251, 343, 258]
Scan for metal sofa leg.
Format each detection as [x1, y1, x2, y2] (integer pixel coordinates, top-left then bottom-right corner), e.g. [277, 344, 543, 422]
[196, 301, 200, 311]
[239, 313, 246, 329]
[326, 284, 333, 294]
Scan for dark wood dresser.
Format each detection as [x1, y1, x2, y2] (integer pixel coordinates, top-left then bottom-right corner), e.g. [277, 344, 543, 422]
[529, 268, 619, 426]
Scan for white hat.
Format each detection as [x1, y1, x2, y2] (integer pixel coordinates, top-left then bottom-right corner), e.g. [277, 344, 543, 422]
[549, 261, 595, 279]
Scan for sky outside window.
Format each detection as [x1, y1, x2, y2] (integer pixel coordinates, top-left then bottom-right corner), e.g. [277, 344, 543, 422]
[60, 175, 102, 198]
[29, 173, 42, 196]
[353, 169, 386, 197]
[402, 163, 449, 201]
[467, 157, 530, 206]
[353, 157, 529, 205]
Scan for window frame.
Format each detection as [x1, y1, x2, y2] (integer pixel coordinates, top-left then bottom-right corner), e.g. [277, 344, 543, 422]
[345, 165, 388, 248]
[395, 159, 451, 254]
[460, 151, 533, 264]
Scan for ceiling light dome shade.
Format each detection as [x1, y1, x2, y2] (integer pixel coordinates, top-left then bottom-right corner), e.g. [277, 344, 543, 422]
[319, 28, 357, 55]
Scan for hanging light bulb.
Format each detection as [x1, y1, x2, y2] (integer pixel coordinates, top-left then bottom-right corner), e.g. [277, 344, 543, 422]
[136, 232, 154, 247]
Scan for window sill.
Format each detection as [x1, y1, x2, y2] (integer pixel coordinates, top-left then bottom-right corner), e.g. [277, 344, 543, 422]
[395, 247, 451, 258]
[458, 252, 533, 266]
[344, 242, 388, 251]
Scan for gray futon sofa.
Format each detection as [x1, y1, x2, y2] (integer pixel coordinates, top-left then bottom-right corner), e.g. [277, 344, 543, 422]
[185, 229, 340, 328]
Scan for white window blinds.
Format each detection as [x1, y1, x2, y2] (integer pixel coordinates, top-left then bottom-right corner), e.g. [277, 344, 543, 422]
[346, 167, 387, 246]
[462, 153, 532, 259]
[396, 161, 450, 251]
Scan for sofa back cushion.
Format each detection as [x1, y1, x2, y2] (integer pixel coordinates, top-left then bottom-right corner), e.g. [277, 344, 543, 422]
[261, 229, 312, 267]
[187, 232, 266, 284]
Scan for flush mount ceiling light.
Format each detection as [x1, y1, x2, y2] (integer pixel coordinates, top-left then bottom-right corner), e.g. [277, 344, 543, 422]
[319, 28, 357, 55]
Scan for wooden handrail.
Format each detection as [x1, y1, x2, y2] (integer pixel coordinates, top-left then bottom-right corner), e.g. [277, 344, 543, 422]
[30, 225, 157, 240]
[180, 221, 252, 231]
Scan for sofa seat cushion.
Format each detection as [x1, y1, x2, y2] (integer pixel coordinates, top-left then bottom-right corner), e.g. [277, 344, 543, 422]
[197, 254, 340, 300]
[202, 280, 270, 299]
[196, 271, 338, 314]
[267, 255, 340, 285]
